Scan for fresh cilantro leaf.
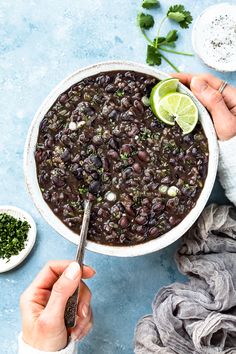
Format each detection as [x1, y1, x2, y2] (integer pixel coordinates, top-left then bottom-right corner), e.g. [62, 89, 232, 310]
[142, 0, 160, 9]
[120, 152, 129, 161]
[146, 45, 161, 66]
[137, 12, 155, 29]
[78, 187, 88, 194]
[166, 30, 178, 43]
[167, 5, 193, 29]
[115, 89, 125, 98]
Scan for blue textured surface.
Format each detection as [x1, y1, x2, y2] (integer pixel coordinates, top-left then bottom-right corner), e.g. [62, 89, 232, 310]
[0, 1, 235, 353]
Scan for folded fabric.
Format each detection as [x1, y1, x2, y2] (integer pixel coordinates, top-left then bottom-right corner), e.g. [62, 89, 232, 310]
[134, 204, 236, 354]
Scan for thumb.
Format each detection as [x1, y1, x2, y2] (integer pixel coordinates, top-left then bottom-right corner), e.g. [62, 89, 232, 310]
[44, 262, 81, 321]
[190, 76, 230, 118]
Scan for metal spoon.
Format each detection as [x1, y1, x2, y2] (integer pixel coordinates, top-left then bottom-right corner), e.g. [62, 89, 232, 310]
[64, 199, 92, 328]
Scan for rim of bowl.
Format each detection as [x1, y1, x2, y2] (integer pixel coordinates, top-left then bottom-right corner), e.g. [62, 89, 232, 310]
[24, 60, 218, 257]
[192, 3, 236, 72]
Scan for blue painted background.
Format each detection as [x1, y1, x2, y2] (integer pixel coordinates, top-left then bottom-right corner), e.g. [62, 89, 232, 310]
[0, 0, 235, 353]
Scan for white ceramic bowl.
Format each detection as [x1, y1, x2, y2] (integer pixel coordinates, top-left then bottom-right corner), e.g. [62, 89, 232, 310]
[24, 61, 218, 257]
[0, 206, 36, 272]
[192, 3, 236, 72]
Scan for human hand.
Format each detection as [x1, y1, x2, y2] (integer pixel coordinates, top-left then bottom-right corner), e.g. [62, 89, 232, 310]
[20, 260, 95, 351]
[172, 73, 236, 141]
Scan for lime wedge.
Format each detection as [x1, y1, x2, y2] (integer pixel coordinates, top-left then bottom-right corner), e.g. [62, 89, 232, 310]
[150, 78, 179, 116]
[156, 92, 198, 134]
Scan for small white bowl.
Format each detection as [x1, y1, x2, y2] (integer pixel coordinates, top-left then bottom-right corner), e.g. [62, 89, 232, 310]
[192, 3, 236, 72]
[0, 206, 36, 272]
[24, 60, 218, 257]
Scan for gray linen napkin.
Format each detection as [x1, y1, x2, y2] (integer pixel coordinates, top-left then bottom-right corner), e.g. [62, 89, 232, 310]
[134, 204, 236, 354]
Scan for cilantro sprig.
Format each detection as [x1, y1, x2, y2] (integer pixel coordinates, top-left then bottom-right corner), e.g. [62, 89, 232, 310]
[137, 3, 193, 72]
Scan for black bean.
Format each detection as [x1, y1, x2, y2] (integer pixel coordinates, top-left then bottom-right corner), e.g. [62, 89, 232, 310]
[122, 167, 132, 179]
[169, 216, 178, 226]
[148, 227, 159, 238]
[137, 151, 150, 162]
[88, 193, 96, 201]
[128, 126, 139, 137]
[152, 202, 164, 212]
[166, 197, 179, 209]
[89, 181, 101, 195]
[59, 94, 68, 104]
[133, 100, 144, 113]
[136, 225, 145, 235]
[107, 149, 119, 160]
[135, 216, 147, 225]
[108, 110, 119, 120]
[125, 205, 135, 217]
[119, 216, 129, 228]
[105, 84, 116, 93]
[148, 218, 156, 227]
[108, 138, 119, 150]
[102, 157, 110, 171]
[121, 144, 132, 154]
[142, 198, 150, 206]
[92, 136, 103, 145]
[51, 176, 65, 187]
[90, 155, 102, 168]
[121, 97, 131, 108]
[61, 149, 71, 162]
[74, 168, 83, 180]
[91, 172, 100, 180]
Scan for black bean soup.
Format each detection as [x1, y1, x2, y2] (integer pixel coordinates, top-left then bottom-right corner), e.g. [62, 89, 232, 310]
[35, 71, 208, 246]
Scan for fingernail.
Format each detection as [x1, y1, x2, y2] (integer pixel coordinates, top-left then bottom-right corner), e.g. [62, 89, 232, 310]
[65, 262, 80, 280]
[191, 77, 208, 93]
[91, 267, 96, 275]
[82, 303, 89, 318]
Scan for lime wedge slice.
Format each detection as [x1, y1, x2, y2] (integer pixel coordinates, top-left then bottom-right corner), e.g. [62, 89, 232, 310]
[150, 78, 179, 116]
[156, 92, 198, 134]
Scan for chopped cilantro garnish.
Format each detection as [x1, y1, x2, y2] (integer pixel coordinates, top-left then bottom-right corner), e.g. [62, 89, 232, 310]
[140, 128, 152, 140]
[0, 213, 30, 261]
[69, 201, 81, 208]
[120, 153, 129, 161]
[78, 187, 88, 194]
[115, 89, 125, 98]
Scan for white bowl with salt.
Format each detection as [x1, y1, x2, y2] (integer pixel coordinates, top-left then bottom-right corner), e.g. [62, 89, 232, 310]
[192, 3, 236, 72]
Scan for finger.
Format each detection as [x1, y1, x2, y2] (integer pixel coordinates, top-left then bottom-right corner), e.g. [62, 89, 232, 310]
[43, 262, 81, 321]
[190, 77, 235, 139]
[171, 73, 236, 107]
[29, 261, 95, 291]
[78, 321, 93, 341]
[82, 265, 96, 279]
[170, 72, 194, 87]
[78, 282, 92, 319]
[71, 312, 93, 341]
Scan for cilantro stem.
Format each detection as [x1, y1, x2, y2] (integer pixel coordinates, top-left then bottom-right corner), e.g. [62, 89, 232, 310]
[159, 52, 180, 72]
[155, 15, 167, 48]
[159, 46, 194, 56]
[141, 28, 153, 46]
